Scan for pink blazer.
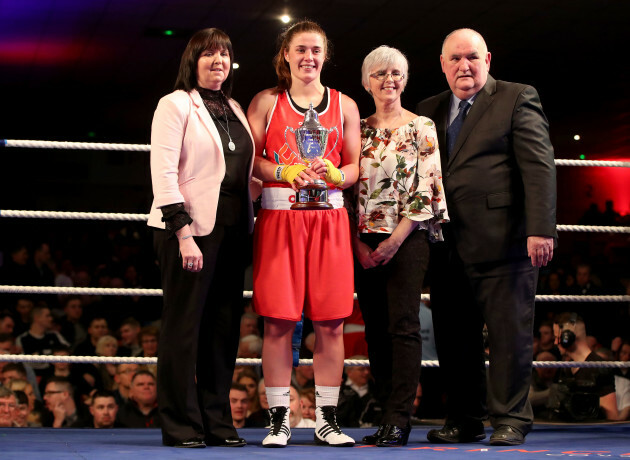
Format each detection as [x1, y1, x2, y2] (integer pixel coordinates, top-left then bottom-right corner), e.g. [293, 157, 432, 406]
[147, 89, 256, 236]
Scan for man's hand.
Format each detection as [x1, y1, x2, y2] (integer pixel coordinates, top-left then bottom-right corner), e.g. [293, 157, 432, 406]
[527, 236, 554, 267]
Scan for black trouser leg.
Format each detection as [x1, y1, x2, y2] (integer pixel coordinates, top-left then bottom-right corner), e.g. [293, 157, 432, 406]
[357, 231, 428, 427]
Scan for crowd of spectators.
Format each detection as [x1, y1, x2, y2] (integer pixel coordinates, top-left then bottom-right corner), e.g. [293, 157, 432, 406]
[0, 210, 628, 428]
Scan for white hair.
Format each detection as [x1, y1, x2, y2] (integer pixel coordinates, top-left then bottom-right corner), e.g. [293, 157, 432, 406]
[361, 45, 409, 93]
[240, 334, 263, 355]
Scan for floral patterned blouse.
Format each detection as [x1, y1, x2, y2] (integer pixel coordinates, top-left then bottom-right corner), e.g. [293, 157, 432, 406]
[350, 116, 449, 242]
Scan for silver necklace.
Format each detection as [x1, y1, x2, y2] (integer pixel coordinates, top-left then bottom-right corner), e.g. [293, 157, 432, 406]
[204, 99, 235, 151]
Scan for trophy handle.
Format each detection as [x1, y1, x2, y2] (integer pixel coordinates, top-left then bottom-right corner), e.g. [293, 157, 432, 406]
[324, 126, 340, 159]
[284, 126, 300, 158]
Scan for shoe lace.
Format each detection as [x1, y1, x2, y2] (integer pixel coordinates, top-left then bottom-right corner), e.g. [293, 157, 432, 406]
[319, 406, 343, 434]
[268, 407, 288, 435]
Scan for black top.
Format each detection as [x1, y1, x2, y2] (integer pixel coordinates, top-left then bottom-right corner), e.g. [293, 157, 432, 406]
[287, 87, 329, 114]
[198, 87, 251, 226]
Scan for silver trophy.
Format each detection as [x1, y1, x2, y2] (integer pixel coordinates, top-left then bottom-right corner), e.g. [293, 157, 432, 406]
[284, 103, 339, 210]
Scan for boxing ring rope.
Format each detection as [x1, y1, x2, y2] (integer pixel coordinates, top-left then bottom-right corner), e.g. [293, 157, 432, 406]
[1, 139, 629, 370]
[0, 285, 629, 305]
[3, 138, 630, 169]
[0, 354, 629, 369]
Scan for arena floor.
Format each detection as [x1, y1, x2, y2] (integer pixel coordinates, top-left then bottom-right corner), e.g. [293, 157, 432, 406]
[2, 424, 630, 460]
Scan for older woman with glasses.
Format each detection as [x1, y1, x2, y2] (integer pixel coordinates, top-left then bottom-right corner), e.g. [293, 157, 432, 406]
[347, 46, 448, 446]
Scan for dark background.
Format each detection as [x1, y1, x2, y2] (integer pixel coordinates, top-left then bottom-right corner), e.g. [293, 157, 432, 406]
[0, 0, 628, 215]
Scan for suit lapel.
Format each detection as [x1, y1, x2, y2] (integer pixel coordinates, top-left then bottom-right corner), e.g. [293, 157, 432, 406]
[190, 89, 224, 156]
[448, 75, 497, 166]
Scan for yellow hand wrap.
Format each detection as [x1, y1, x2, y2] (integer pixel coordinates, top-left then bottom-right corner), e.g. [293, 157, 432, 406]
[323, 159, 345, 186]
[280, 164, 308, 184]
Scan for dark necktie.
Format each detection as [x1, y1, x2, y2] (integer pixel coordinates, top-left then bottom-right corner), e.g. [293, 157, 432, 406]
[446, 100, 470, 157]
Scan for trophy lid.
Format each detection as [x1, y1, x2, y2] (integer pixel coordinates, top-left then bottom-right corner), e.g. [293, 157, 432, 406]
[302, 103, 323, 130]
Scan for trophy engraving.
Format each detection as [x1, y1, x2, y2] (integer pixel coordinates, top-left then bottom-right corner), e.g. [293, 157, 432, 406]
[284, 103, 339, 210]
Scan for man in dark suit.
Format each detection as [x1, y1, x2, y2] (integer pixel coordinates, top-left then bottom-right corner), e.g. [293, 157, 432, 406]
[416, 28, 556, 446]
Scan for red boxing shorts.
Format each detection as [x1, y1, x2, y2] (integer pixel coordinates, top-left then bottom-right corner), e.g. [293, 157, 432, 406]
[253, 207, 354, 322]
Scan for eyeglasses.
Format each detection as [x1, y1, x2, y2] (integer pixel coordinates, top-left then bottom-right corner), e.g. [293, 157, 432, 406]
[369, 71, 404, 82]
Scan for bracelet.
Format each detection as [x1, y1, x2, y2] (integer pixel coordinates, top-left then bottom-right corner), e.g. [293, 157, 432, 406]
[274, 165, 285, 181]
[180, 234, 193, 240]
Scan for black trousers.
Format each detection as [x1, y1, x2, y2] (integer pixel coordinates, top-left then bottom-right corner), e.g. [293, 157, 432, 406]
[154, 224, 248, 444]
[429, 240, 537, 434]
[355, 230, 429, 427]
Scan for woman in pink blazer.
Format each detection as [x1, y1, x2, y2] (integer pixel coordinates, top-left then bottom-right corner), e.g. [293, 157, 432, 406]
[147, 28, 255, 449]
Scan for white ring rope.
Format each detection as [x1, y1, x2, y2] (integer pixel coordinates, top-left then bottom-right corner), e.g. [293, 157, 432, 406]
[554, 159, 630, 168]
[0, 354, 628, 369]
[2, 211, 630, 235]
[4, 139, 630, 169]
[0, 286, 628, 303]
[0, 210, 148, 221]
[2, 139, 150, 152]
[556, 225, 630, 233]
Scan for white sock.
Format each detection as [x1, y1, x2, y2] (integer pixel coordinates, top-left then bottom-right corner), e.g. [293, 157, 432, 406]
[266, 386, 290, 408]
[315, 385, 339, 407]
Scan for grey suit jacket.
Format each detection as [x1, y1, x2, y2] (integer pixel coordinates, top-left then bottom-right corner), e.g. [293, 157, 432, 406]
[416, 75, 557, 264]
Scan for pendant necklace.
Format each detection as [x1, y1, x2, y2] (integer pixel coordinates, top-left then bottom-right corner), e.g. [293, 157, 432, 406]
[204, 99, 235, 151]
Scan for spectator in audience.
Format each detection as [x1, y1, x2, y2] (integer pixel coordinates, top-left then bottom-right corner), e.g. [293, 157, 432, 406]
[57, 297, 86, 350]
[118, 318, 142, 357]
[138, 326, 159, 377]
[74, 316, 108, 357]
[538, 321, 561, 360]
[113, 363, 139, 406]
[94, 335, 118, 391]
[0, 386, 17, 427]
[569, 264, 600, 296]
[601, 200, 621, 226]
[12, 298, 34, 337]
[15, 305, 69, 377]
[0, 244, 31, 286]
[300, 387, 316, 422]
[550, 313, 629, 421]
[42, 376, 90, 427]
[5, 378, 42, 425]
[138, 326, 159, 358]
[89, 390, 120, 428]
[614, 341, 630, 418]
[579, 203, 603, 226]
[528, 351, 558, 415]
[236, 368, 260, 415]
[54, 259, 75, 293]
[31, 242, 55, 287]
[240, 313, 259, 338]
[116, 370, 160, 428]
[0, 333, 17, 354]
[238, 334, 263, 359]
[0, 311, 15, 335]
[229, 382, 249, 429]
[289, 385, 315, 428]
[245, 378, 270, 427]
[292, 365, 315, 390]
[596, 347, 614, 360]
[40, 347, 90, 403]
[337, 360, 380, 428]
[12, 390, 31, 427]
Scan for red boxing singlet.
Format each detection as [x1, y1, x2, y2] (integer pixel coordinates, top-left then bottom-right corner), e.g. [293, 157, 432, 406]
[262, 88, 344, 189]
[253, 87, 354, 321]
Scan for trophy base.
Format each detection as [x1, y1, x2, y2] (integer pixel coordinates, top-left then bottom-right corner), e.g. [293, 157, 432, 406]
[290, 179, 333, 210]
[291, 201, 334, 210]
